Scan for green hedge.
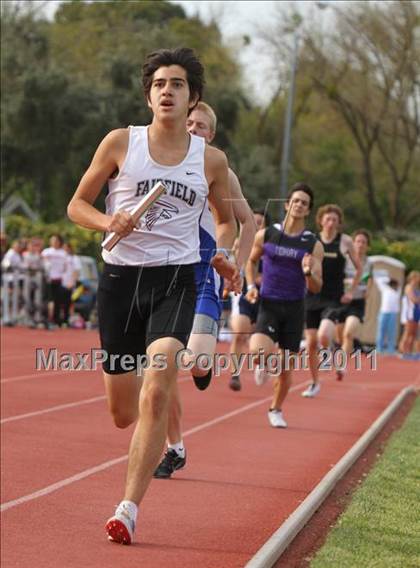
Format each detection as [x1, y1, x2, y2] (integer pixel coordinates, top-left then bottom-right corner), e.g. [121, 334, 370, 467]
[370, 239, 420, 273]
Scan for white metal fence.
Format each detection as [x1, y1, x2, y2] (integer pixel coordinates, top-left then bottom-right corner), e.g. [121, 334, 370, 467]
[1, 268, 47, 326]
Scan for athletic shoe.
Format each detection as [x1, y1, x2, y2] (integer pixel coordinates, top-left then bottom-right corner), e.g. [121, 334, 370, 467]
[106, 503, 135, 545]
[399, 353, 417, 361]
[254, 367, 269, 386]
[302, 382, 321, 398]
[268, 409, 287, 428]
[192, 369, 212, 391]
[229, 375, 241, 391]
[153, 449, 186, 479]
[336, 370, 344, 381]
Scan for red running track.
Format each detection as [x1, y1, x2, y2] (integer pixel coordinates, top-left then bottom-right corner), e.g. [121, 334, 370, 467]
[1, 328, 419, 568]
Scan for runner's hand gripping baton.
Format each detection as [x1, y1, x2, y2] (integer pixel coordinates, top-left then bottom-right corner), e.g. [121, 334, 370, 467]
[102, 181, 167, 252]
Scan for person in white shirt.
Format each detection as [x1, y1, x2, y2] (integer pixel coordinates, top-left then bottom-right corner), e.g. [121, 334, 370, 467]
[1, 240, 24, 273]
[22, 237, 44, 272]
[1, 240, 25, 325]
[41, 234, 68, 326]
[399, 271, 420, 358]
[374, 275, 401, 354]
[22, 237, 45, 324]
[62, 243, 82, 325]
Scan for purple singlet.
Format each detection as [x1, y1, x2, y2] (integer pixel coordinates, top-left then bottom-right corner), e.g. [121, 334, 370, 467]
[260, 224, 317, 302]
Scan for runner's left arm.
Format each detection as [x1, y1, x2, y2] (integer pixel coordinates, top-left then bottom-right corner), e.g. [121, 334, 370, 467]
[342, 235, 362, 302]
[302, 240, 324, 294]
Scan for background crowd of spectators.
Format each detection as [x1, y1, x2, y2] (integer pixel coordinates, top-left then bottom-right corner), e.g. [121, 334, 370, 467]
[1, 231, 418, 359]
[1, 232, 96, 329]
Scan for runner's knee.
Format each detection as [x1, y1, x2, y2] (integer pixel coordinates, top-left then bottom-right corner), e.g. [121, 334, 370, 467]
[343, 328, 354, 342]
[306, 335, 318, 351]
[141, 383, 169, 419]
[318, 333, 330, 348]
[110, 408, 137, 429]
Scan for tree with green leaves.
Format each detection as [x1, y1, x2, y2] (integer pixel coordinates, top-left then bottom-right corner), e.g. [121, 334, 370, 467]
[1, 0, 245, 220]
[257, 0, 420, 232]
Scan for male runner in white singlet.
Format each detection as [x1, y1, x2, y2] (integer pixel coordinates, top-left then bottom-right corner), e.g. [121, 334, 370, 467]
[68, 48, 240, 545]
[153, 101, 256, 479]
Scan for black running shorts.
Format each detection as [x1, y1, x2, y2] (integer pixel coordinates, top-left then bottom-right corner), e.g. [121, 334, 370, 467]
[305, 297, 341, 330]
[238, 294, 260, 324]
[329, 299, 366, 324]
[97, 264, 196, 374]
[255, 298, 304, 352]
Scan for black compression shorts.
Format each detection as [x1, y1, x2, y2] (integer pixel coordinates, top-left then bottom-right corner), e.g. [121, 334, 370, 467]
[255, 298, 304, 352]
[97, 263, 196, 374]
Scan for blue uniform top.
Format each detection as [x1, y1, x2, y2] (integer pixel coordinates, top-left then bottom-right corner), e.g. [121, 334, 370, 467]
[194, 201, 223, 321]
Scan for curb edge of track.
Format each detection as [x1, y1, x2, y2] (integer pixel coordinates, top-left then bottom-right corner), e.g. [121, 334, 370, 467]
[244, 385, 416, 568]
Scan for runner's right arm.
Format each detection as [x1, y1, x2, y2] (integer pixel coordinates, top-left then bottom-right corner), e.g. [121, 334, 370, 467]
[67, 129, 134, 236]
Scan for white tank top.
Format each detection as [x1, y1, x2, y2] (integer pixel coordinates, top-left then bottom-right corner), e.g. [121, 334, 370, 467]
[102, 125, 208, 266]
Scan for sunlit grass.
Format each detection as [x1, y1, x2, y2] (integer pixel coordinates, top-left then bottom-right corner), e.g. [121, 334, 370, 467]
[311, 397, 420, 568]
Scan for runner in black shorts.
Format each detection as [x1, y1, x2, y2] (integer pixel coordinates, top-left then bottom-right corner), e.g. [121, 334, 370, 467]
[228, 208, 270, 391]
[68, 48, 240, 545]
[246, 183, 323, 428]
[302, 205, 362, 398]
[98, 264, 197, 374]
[333, 229, 373, 379]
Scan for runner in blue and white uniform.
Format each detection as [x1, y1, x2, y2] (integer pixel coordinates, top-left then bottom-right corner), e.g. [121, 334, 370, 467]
[228, 208, 270, 392]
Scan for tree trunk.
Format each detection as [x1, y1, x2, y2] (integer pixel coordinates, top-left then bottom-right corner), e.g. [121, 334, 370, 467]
[363, 153, 384, 230]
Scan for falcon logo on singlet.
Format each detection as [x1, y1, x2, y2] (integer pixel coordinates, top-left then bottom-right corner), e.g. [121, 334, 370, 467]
[144, 200, 179, 230]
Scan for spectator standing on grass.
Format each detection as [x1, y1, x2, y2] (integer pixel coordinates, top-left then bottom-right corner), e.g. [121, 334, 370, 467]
[22, 237, 44, 272]
[399, 271, 420, 359]
[374, 275, 401, 355]
[62, 243, 82, 326]
[1, 240, 25, 324]
[0, 232, 8, 263]
[1, 240, 24, 274]
[41, 234, 68, 327]
[22, 237, 45, 325]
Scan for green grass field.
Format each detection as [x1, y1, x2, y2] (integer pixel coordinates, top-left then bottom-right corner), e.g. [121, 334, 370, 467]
[311, 396, 420, 568]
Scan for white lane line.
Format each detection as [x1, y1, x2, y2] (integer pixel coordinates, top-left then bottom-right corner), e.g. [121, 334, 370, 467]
[1, 365, 204, 385]
[1, 371, 92, 384]
[1, 396, 107, 424]
[1, 354, 32, 361]
[0, 376, 192, 423]
[0, 456, 129, 513]
[0, 379, 310, 512]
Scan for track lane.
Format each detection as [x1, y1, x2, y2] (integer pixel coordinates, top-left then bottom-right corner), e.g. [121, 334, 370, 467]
[1, 328, 419, 567]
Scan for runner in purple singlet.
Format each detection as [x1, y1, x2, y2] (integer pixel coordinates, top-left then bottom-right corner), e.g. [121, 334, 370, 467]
[245, 183, 324, 428]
